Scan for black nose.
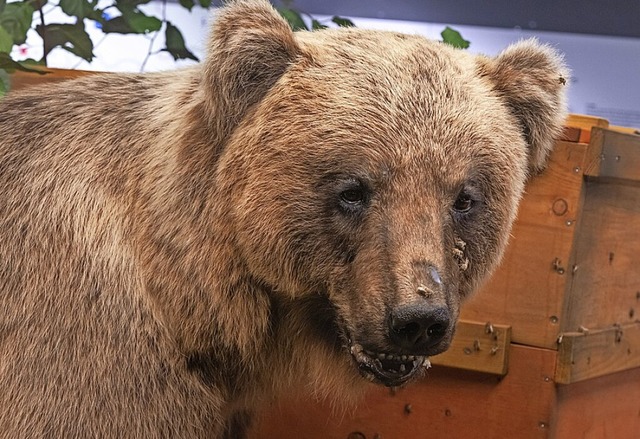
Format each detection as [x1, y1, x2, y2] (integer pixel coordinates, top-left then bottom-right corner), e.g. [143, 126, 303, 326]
[388, 303, 450, 351]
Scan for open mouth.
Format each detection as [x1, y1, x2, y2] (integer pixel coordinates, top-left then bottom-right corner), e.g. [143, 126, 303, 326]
[349, 343, 431, 387]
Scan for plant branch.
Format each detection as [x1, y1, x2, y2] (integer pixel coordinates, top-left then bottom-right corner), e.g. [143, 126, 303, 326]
[139, 0, 167, 72]
[37, 0, 47, 65]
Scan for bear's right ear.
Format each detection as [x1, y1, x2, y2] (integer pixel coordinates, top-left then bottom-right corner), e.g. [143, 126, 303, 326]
[203, 0, 300, 138]
[478, 40, 569, 175]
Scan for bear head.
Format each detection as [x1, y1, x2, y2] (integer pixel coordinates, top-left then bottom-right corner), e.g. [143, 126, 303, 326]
[206, 0, 567, 387]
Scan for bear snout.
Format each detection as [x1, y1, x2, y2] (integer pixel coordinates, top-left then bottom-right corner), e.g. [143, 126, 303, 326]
[388, 302, 451, 355]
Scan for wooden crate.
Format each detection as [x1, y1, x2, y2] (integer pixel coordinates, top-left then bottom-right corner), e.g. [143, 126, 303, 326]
[461, 117, 640, 359]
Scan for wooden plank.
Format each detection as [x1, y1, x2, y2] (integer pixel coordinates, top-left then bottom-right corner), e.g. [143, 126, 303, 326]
[461, 141, 590, 349]
[610, 125, 640, 135]
[9, 68, 95, 93]
[584, 127, 640, 181]
[563, 179, 640, 334]
[431, 320, 511, 375]
[250, 345, 558, 439]
[554, 364, 640, 439]
[565, 114, 609, 144]
[559, 126, 581, 143]
[555, 322, 640, 384]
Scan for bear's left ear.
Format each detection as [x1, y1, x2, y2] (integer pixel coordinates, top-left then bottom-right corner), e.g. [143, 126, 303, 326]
[203, 0, 301, 139]
[478, 40, 569, 174]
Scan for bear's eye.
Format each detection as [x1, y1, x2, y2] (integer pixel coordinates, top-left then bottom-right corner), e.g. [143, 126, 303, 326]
[340, 188, 365, 204]
[336, 179, 369, 214]
[452, 190, 475, 214]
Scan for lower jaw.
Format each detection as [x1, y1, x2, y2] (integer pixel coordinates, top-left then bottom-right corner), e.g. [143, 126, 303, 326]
[349, 344, 431, 387]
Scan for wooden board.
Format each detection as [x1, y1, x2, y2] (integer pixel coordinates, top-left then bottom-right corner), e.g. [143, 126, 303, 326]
[563, 179, 640, 334]
[585, 127, 640, 181]
[250, 345, 558, 439]
[461, 141, 590, 349]
[431, 320, 511, 375]
[9, 68, 94, 92]
[565, 114, 609, 144]
[554, 365, 640, 439]
[555, 322, 640, 384]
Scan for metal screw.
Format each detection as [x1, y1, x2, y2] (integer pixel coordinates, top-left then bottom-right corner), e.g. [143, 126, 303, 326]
[549, 315, 559, 324]
[573, 166, 580, 173]
[485, 322, 494, 334]
[404, 403, 413, 415]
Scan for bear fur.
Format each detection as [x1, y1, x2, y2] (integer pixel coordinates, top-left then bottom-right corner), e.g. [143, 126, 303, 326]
[0, 0, 567, 437]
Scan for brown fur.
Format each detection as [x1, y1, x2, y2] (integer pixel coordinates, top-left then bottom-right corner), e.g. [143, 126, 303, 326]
[0, 1, 567, 437]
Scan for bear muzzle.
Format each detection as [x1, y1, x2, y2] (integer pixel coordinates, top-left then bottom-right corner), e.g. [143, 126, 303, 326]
[346, 264, 455, 387]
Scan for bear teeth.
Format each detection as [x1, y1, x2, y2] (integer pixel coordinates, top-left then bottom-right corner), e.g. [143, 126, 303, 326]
[364, 352, 418, 362]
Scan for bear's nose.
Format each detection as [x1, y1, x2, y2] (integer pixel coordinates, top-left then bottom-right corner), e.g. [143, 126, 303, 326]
[388, 302, 450, 352]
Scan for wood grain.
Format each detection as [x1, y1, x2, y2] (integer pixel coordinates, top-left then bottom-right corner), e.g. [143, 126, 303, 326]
[554, 364, 640, 439]
[556, 322, 640, 384]
[564, 179, 640, 333]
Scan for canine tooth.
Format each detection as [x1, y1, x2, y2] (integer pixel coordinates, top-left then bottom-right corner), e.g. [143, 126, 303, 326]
[422, 358, 432, 368]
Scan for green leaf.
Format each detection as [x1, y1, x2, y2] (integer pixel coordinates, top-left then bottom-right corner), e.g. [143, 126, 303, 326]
[197, 0, 212, 8]
[0, 68, 8, 97]
[331, 16, 355, 27]
[115, 0, 151, 8]
[36, 22, 94, 62]
[277, 8, 307, 31]
[178, 0, 194, 11]
[121, 8, 161, 33]
[100, 16, 134, 34]
[102, 9, 161, 34]
[0, 51, 48, 73]
[0, 2, 35, 45]
[163, 22, 197, 61]
[59, 0, 98, 20]
[311, 19, 327, 30]
[441, 26, 470, 49]
[0, 24, 12, 52]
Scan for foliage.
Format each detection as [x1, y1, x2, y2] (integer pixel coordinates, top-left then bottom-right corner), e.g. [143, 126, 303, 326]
[440, 26, 470, 49]
[0, 0, 199, 79]
[0, 1, 468, 96]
